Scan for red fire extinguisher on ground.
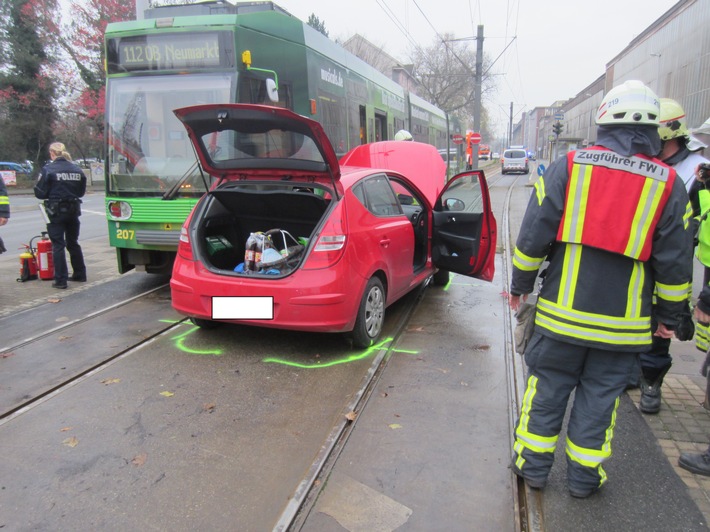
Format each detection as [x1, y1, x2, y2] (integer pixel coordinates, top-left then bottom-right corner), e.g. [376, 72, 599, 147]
[36, 232, 54, 280]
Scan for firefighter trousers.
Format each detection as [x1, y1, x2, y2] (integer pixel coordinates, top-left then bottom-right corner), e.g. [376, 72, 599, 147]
[513, 332, 638, 493]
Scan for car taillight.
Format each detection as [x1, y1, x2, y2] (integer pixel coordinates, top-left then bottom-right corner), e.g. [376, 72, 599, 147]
[177, 225, 194, 261]
[303, 204, 347, 270]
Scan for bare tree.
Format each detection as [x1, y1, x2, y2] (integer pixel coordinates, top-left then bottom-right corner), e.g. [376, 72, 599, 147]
[407, 34, 496, 135]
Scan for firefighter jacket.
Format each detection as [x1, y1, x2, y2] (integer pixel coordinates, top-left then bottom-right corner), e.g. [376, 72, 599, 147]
[511, 146, 692, 352]
[34, 158, 86, 202]
[0, 172, 9, 219]
[690, 176, 710, 267]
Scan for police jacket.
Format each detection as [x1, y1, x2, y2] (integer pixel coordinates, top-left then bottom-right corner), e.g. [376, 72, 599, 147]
[0, 173, 9, 219]
[511, 135, 692, 352]
[34, 157, 87, 203]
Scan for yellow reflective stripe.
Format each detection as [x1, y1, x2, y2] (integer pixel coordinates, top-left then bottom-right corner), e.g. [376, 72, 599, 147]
[513, 247, 544, 272]
[696, 322, 710, 351]
[0, 195, 8, 205]
[514, 375, 558, 454]
[534, 176, 546, 205]
[558, 243, 582, 307]
[655, 281, 692, 303]
[626, 261, 644, 318]
[565, 397, 619, 468]
[560, 164, 592, 242]
[624, 178, 664, 258]
[684, 201, 693, 230]
[536, 297, 651, 345]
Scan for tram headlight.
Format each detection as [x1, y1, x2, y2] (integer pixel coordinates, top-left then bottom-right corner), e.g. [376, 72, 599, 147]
[108, 200, 132, 221]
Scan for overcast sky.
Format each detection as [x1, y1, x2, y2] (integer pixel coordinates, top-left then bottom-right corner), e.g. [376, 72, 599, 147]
[274, 0, 679, 136]
[60, 0, 680, 137]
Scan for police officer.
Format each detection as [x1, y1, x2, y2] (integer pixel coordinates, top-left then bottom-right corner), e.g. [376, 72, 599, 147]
[637, 98, 708, 414]
[508, 80, 692, 498]
[34, 142, 87, 289]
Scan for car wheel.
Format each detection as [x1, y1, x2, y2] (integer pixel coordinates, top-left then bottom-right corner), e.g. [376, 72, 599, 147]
[350, 277, 385, 348]
[432, 268, 450, 286]
[190, 317, 221, 329]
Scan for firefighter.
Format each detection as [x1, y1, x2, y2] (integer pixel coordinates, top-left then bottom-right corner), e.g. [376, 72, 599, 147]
[508, 80, 692, 498]
[394, 129, 413, 141]
[34, 142, 87, 289]
[637, 98, 708, 414]
[678, 285, 710, 475]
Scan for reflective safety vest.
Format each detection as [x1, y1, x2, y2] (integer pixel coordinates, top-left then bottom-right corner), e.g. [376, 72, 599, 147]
[696, 189, 710, 267]
[559, 148, 676, 262]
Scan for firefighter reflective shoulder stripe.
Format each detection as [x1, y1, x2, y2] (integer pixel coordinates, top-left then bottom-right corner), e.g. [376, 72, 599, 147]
[558, 148, 675, 261]
[513, 247, 544, 271]
[534, 176, 546, 206]
[697, 189, 710, 266]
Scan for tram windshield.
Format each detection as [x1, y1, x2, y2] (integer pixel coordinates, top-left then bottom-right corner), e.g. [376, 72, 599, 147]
[106, 73, 234, 197]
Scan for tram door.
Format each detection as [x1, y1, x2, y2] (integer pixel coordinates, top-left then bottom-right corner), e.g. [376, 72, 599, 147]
[375, 111, 387, 141]
[359, 105, 367, 145]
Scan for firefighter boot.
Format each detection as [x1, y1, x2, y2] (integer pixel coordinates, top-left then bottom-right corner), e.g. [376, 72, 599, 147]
[679, 446, 710, 476]
[639, 363, 672, 414]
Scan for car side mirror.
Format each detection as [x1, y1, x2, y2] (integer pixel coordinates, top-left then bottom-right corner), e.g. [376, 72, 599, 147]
[445, 198, 465, 211]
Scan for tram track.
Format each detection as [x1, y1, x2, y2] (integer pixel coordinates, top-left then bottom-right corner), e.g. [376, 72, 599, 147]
[0, 282, 183, 423]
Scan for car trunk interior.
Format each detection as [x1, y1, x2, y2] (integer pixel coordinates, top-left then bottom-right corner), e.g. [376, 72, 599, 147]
[194, 184, 331, 275]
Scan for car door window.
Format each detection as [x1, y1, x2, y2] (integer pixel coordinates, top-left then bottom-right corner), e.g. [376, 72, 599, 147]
[359, 174, 403, 216]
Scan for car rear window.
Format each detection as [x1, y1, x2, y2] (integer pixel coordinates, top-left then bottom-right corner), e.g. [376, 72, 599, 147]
[504, 150, 526, 158]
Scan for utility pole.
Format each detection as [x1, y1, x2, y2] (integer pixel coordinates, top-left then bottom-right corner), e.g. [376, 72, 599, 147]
[471, 25, 484, 170]
[508, 102, 513, 148]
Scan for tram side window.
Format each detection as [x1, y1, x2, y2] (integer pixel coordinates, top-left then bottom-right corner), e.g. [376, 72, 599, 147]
[239, 76, 292, 109]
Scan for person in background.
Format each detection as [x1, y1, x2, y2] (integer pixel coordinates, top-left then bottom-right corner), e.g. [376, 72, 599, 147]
[508, 80, 692, 498]
[637, 98, 707, 414]
[0, 171, 9, 254]
[394, 129, 413, 141]
[34, 142, 87, 289]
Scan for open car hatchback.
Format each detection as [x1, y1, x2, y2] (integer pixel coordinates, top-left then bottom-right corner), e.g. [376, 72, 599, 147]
[170, 104, 497, 347]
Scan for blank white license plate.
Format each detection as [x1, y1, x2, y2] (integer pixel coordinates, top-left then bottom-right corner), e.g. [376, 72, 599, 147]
[212, 296, 274, 320]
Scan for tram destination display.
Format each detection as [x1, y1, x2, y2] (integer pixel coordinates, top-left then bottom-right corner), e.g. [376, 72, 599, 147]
[107, 31, 233, 72]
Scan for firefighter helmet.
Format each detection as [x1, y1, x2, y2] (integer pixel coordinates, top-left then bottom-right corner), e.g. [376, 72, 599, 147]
[394, 129, 413, 141]
[659, 98, 690, 141]
[595, 80, 660, 126]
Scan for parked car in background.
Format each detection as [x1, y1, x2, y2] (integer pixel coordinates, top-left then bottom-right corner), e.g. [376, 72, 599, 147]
[501, 148, 529, 174]
[492, 152, 500, 159]
[0, 162, 30, 173]
[170, 104, 497, 347]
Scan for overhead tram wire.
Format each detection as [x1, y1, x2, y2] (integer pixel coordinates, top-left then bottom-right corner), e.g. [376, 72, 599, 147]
[374, 0, 420, 52]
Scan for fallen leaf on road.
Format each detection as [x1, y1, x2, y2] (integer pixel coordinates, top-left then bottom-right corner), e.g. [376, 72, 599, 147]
[58, 335, 72, 341]
[0, 351, 15, 359]
[62, 437, 79, 448]
[101, 378, 121, 385]
[160, 391, 174, 397]
[345, 411, 357, 421]
[389, 424, 403, 430]
[203, 403, 216, 413]
[60, 427, 73, 432]
[132, 453, 147, 466]
[47, 298, 61, 303]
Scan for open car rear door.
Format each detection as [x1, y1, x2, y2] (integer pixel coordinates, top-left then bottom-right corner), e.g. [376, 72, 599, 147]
[431, 170, 497, 282]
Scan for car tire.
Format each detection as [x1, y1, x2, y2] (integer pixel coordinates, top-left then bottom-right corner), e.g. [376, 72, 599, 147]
[190, 317, 221, 329]
[432, 268, 450, 286]
[350, 276, 385, 348]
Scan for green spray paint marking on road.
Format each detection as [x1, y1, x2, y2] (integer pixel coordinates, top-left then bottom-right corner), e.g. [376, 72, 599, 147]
[262, 338, 419, 368]
[162, 320, 224, 356]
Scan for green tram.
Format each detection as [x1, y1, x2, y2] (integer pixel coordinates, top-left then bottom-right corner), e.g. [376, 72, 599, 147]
[104, 1, 457, 274]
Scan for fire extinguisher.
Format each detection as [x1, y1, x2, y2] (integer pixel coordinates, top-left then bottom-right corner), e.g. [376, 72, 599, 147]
[17, 243, 38, 282]
[36, 232, 54, 280]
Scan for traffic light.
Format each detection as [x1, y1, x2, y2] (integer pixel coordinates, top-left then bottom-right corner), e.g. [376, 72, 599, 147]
[553, 121, 563, 136]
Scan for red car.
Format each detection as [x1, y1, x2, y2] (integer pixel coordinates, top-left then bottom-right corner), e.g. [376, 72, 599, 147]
[170, 104, 496, 347]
